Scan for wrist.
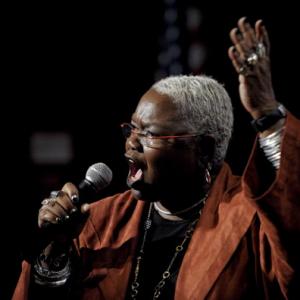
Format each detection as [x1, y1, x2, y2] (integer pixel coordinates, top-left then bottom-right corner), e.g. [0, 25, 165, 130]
[33, 254, 71, 287]
[251, 104, 286, 133]
[33, 242, 72, 287]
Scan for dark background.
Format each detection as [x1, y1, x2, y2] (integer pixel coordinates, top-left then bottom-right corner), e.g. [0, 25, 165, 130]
[2, 1, 299, 299]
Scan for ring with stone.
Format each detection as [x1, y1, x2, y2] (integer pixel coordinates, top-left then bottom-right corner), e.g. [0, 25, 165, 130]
[246, 52, 258, 66]
[256, 42, 266, 58]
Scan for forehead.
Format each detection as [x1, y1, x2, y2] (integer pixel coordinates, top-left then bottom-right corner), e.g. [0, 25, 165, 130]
[133, 89, 180, 124]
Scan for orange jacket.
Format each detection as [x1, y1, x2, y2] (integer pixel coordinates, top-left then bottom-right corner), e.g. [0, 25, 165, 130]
[13, 113, 300, 299]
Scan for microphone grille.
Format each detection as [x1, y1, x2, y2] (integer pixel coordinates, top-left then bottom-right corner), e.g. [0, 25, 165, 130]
[85, 162, 113, 192]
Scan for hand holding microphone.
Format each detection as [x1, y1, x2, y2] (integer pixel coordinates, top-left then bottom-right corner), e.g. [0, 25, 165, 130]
[31, 163, 112, 285]
[38, 162, 112, 235]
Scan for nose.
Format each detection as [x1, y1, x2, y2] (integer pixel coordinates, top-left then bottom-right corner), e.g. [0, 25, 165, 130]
[126, 132, 143, 152]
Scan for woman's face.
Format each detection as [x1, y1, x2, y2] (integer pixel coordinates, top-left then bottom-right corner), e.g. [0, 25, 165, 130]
[124, 89, 203, 203]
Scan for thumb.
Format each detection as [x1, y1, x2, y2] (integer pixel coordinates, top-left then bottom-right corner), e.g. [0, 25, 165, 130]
[80, 203, 90, 214]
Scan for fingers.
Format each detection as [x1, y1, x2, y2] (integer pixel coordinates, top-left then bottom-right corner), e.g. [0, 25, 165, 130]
[81, 203, 90, 214]
[38, 182, 89, 229]
[228, 46, 244, 74]
[238, 16, 257, 46]
[229, 17, 259, 60]
[61, 182, 90, 214]
[38, 199, 75, 228]
[228, 16, 270, 77]
[229, 28, 248, 61]
[62, 182, 79, 199]
[255, 19, 270, 55]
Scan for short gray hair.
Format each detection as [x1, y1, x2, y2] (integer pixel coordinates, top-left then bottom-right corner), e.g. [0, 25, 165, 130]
[151, 74, 233, 168]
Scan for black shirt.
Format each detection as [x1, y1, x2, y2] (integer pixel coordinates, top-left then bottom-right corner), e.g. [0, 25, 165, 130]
[126, 206, 199, 300]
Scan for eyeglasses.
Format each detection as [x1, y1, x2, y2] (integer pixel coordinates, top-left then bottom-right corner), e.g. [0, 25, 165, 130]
[120, 122, 202, 149]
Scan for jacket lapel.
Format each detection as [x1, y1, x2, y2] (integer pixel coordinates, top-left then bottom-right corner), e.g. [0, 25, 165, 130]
[176, 165, 256, 299]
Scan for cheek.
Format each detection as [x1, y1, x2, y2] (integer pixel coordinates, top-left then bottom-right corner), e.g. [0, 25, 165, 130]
[143, 149, 167, 182]
[144, 149, 198, 184]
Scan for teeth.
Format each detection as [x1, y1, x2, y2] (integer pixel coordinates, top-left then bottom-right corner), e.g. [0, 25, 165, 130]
[127, 158, 136, 165]
[126, 156, 143, 179]
[127, 158, 139, 169]
[133, 169, 142, 180]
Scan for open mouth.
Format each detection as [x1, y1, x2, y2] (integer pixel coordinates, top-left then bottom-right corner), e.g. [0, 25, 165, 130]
[127, 158, 144, 187]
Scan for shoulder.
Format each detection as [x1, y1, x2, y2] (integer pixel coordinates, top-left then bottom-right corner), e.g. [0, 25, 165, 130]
[88, 190, 138, 223]
[214, 162, 242, 201]
[76, 190, 145, 249]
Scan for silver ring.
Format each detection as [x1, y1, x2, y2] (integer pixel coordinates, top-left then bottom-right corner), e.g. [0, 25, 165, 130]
[70, 207, 78, 214]
[238, 65, 249, 75]
[246, 52, 258, 66]
[50, 190, 60, 198]
[41, 198, 56, 206]
[256, 42, 266, 58]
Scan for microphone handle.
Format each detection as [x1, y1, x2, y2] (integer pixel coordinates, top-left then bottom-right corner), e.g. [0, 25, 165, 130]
[77, 179, 100, 204]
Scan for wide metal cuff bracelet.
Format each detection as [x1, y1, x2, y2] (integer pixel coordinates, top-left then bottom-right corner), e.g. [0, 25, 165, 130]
[259, 126, 284, 169]
[33, 254, 71, 287]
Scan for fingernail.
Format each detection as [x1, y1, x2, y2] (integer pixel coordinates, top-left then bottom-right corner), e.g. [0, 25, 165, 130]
[70, 207, 78, 214]
[55, 217, 62, 223]
[71, 195, 79, 204]
[81, 203, 90, 213]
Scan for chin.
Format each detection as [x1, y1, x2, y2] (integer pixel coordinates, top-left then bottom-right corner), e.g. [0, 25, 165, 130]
[129, 183, 157, 202]
[131, 188, 143, 200]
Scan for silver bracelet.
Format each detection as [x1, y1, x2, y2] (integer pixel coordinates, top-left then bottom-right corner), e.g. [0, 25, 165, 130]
[259, 126, 284, 170]
[33, 253, 71, 287]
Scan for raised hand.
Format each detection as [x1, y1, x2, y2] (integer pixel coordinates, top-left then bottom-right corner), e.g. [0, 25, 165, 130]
[228, 17, 279, 120]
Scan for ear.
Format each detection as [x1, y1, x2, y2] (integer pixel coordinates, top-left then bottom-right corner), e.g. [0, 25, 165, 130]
[196, 135, 215, 166]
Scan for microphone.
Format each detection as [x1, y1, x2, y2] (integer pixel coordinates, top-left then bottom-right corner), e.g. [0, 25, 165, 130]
[76, 162, 113, 204]
[37, 163, 113, 246]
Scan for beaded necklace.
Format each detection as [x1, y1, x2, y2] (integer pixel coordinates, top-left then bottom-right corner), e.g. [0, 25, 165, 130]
[129, 201, 204, 299]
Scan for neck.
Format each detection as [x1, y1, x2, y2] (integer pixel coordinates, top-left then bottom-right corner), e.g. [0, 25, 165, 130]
[154, 194, 207, 220]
